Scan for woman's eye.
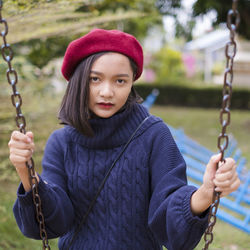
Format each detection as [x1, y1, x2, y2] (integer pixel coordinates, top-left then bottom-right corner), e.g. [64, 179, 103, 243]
[90, 77, 99, 82]
[117, 79, 125, 84]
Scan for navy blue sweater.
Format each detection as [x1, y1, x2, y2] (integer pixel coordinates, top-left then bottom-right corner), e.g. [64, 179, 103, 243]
[13, 103, 208, 249]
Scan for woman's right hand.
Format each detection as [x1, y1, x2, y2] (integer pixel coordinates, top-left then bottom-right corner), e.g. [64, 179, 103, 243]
[9, 131, 35, 168]
[8, 131, 37, 191]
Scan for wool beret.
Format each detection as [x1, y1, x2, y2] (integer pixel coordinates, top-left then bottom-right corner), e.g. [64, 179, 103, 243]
[61, 28, 143, 81]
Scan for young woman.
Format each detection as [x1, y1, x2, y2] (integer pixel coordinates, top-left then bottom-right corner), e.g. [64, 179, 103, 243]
[9, 29, 240, 250]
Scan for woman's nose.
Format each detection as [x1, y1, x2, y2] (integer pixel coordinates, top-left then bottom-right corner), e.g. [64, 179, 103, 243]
[99, 82, 114, 98]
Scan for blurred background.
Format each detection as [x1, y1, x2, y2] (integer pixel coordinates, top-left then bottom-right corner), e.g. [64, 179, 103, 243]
[0, 0, 249, 249]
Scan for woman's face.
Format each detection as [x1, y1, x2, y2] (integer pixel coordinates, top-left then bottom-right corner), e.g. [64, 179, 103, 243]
[88, 52, 134, 118]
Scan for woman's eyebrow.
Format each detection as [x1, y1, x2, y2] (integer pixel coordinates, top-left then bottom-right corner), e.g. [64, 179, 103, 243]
[90, 70, 103, 75]
[115, 74, 130, 78]
[90, 71, 130, 78]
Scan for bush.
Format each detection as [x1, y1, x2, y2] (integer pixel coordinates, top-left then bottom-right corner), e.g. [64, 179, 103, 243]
[0, 56, 38, 82]
[135, 83, 250, 110]
[148, 46, 185, 83]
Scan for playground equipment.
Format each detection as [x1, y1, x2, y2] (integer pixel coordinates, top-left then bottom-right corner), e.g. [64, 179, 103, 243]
[169, 126, 250, 234]
[143, 90, 250, 234]
[141, 88, 159, 110]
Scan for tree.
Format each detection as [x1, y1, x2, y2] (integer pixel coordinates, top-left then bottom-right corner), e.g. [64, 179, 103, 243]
[149, 46, 185, 83]
[79, 0, 163, 39]
[156, 0, 250, 40]
[2, 0, 163, 68]
[192, 0, 250, 40]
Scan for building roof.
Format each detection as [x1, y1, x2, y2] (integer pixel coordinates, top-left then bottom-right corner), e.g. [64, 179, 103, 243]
[184, 29, 229, 52]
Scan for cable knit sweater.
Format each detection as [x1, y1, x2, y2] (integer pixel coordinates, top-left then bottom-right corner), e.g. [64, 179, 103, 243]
[13, 103, 208, 250]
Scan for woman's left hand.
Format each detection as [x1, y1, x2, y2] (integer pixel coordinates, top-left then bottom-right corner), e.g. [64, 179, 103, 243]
[203, 154, 241, 199]
[190, 153, 241, 215]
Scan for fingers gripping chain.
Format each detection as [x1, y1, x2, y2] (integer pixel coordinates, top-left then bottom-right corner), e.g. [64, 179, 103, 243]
[203, 1, 240, 249]
[0, 2, 50, 249]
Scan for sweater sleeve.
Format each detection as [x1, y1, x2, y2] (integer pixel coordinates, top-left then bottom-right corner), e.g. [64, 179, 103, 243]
[147, 123, 209, 250]
[13, 129, 75, 239]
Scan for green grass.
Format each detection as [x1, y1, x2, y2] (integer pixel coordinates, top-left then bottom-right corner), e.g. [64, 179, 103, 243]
[162, 220, 250, 250]
[0, 182, 58, 250]
[150, 105, 250, 165]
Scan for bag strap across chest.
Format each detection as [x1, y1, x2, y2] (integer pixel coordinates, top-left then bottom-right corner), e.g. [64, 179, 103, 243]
[67, 116, 150, 249]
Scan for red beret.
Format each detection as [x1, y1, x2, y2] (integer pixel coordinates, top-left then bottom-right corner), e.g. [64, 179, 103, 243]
[61, 29, 143, 81]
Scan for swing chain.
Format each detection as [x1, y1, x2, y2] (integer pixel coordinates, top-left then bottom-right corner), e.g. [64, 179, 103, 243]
[203, 1, 240, 249]
[0, 1, 50, 249]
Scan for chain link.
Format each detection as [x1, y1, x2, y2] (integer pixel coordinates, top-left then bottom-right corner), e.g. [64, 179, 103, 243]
[0, 0, 241, 249]
[0, 1, 50, 249]
[203, 1, 240, 249]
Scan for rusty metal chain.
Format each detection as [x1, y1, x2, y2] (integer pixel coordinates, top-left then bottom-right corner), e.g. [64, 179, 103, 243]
[0, 1, 50, 249]
[203, 1, 240, 249]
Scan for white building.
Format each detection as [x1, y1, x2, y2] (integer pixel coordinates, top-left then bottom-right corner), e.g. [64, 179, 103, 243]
[184, 29, 250, 88]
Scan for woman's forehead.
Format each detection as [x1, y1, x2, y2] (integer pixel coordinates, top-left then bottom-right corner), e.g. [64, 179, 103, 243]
[91, 52, 133, 74]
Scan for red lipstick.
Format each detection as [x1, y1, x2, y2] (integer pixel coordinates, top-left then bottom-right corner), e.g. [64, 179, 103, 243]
[97, 102, 114, 109]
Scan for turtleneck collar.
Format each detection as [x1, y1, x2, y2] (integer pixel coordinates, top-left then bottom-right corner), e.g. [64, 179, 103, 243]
[64, 103, 155, 149]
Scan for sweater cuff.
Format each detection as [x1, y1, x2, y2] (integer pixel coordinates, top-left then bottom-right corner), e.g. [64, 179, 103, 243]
[17, 175, 49, 207]
[182, 185, 209, 226]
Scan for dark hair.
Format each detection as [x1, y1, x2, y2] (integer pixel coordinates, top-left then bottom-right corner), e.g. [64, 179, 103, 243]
[58, 52, 143, 137]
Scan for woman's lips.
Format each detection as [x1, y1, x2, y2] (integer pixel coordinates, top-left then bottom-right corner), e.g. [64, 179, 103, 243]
[97, 102, 114, 109]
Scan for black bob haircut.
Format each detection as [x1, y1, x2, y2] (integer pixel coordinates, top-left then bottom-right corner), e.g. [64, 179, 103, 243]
[58, 52, 143, 137]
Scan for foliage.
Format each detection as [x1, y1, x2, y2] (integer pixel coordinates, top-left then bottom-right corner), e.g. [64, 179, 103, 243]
[156, 0, 250, 40]
[192, 0, 250, 40]
[149, 46, 185, 82]
[212, 62, 224, 75]
[91, 0, 156, 13]
[0, 56, 38, 82]
[4, 0, 60, 11]
[0, 77, 63, 182]
[75, 0, 163, 39]
[155, 0, 194, 41]
[155, 0, 181, 15]
[175, 19, 195, 41]
[135, 83, 250, 109]
[2, 0, 160, 43]
[1, 0, 163, 68]
[125, 15, 162, 40]
[20, 36, 74, 69]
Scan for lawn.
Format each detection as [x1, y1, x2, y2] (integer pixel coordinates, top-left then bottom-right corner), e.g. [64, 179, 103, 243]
[0, 87, 249, 249]
[150, 105, 250, 165]
[0, 182, 58, 250]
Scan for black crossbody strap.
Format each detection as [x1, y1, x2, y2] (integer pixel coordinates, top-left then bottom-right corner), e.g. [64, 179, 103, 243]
[67, 116, 150, 249]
